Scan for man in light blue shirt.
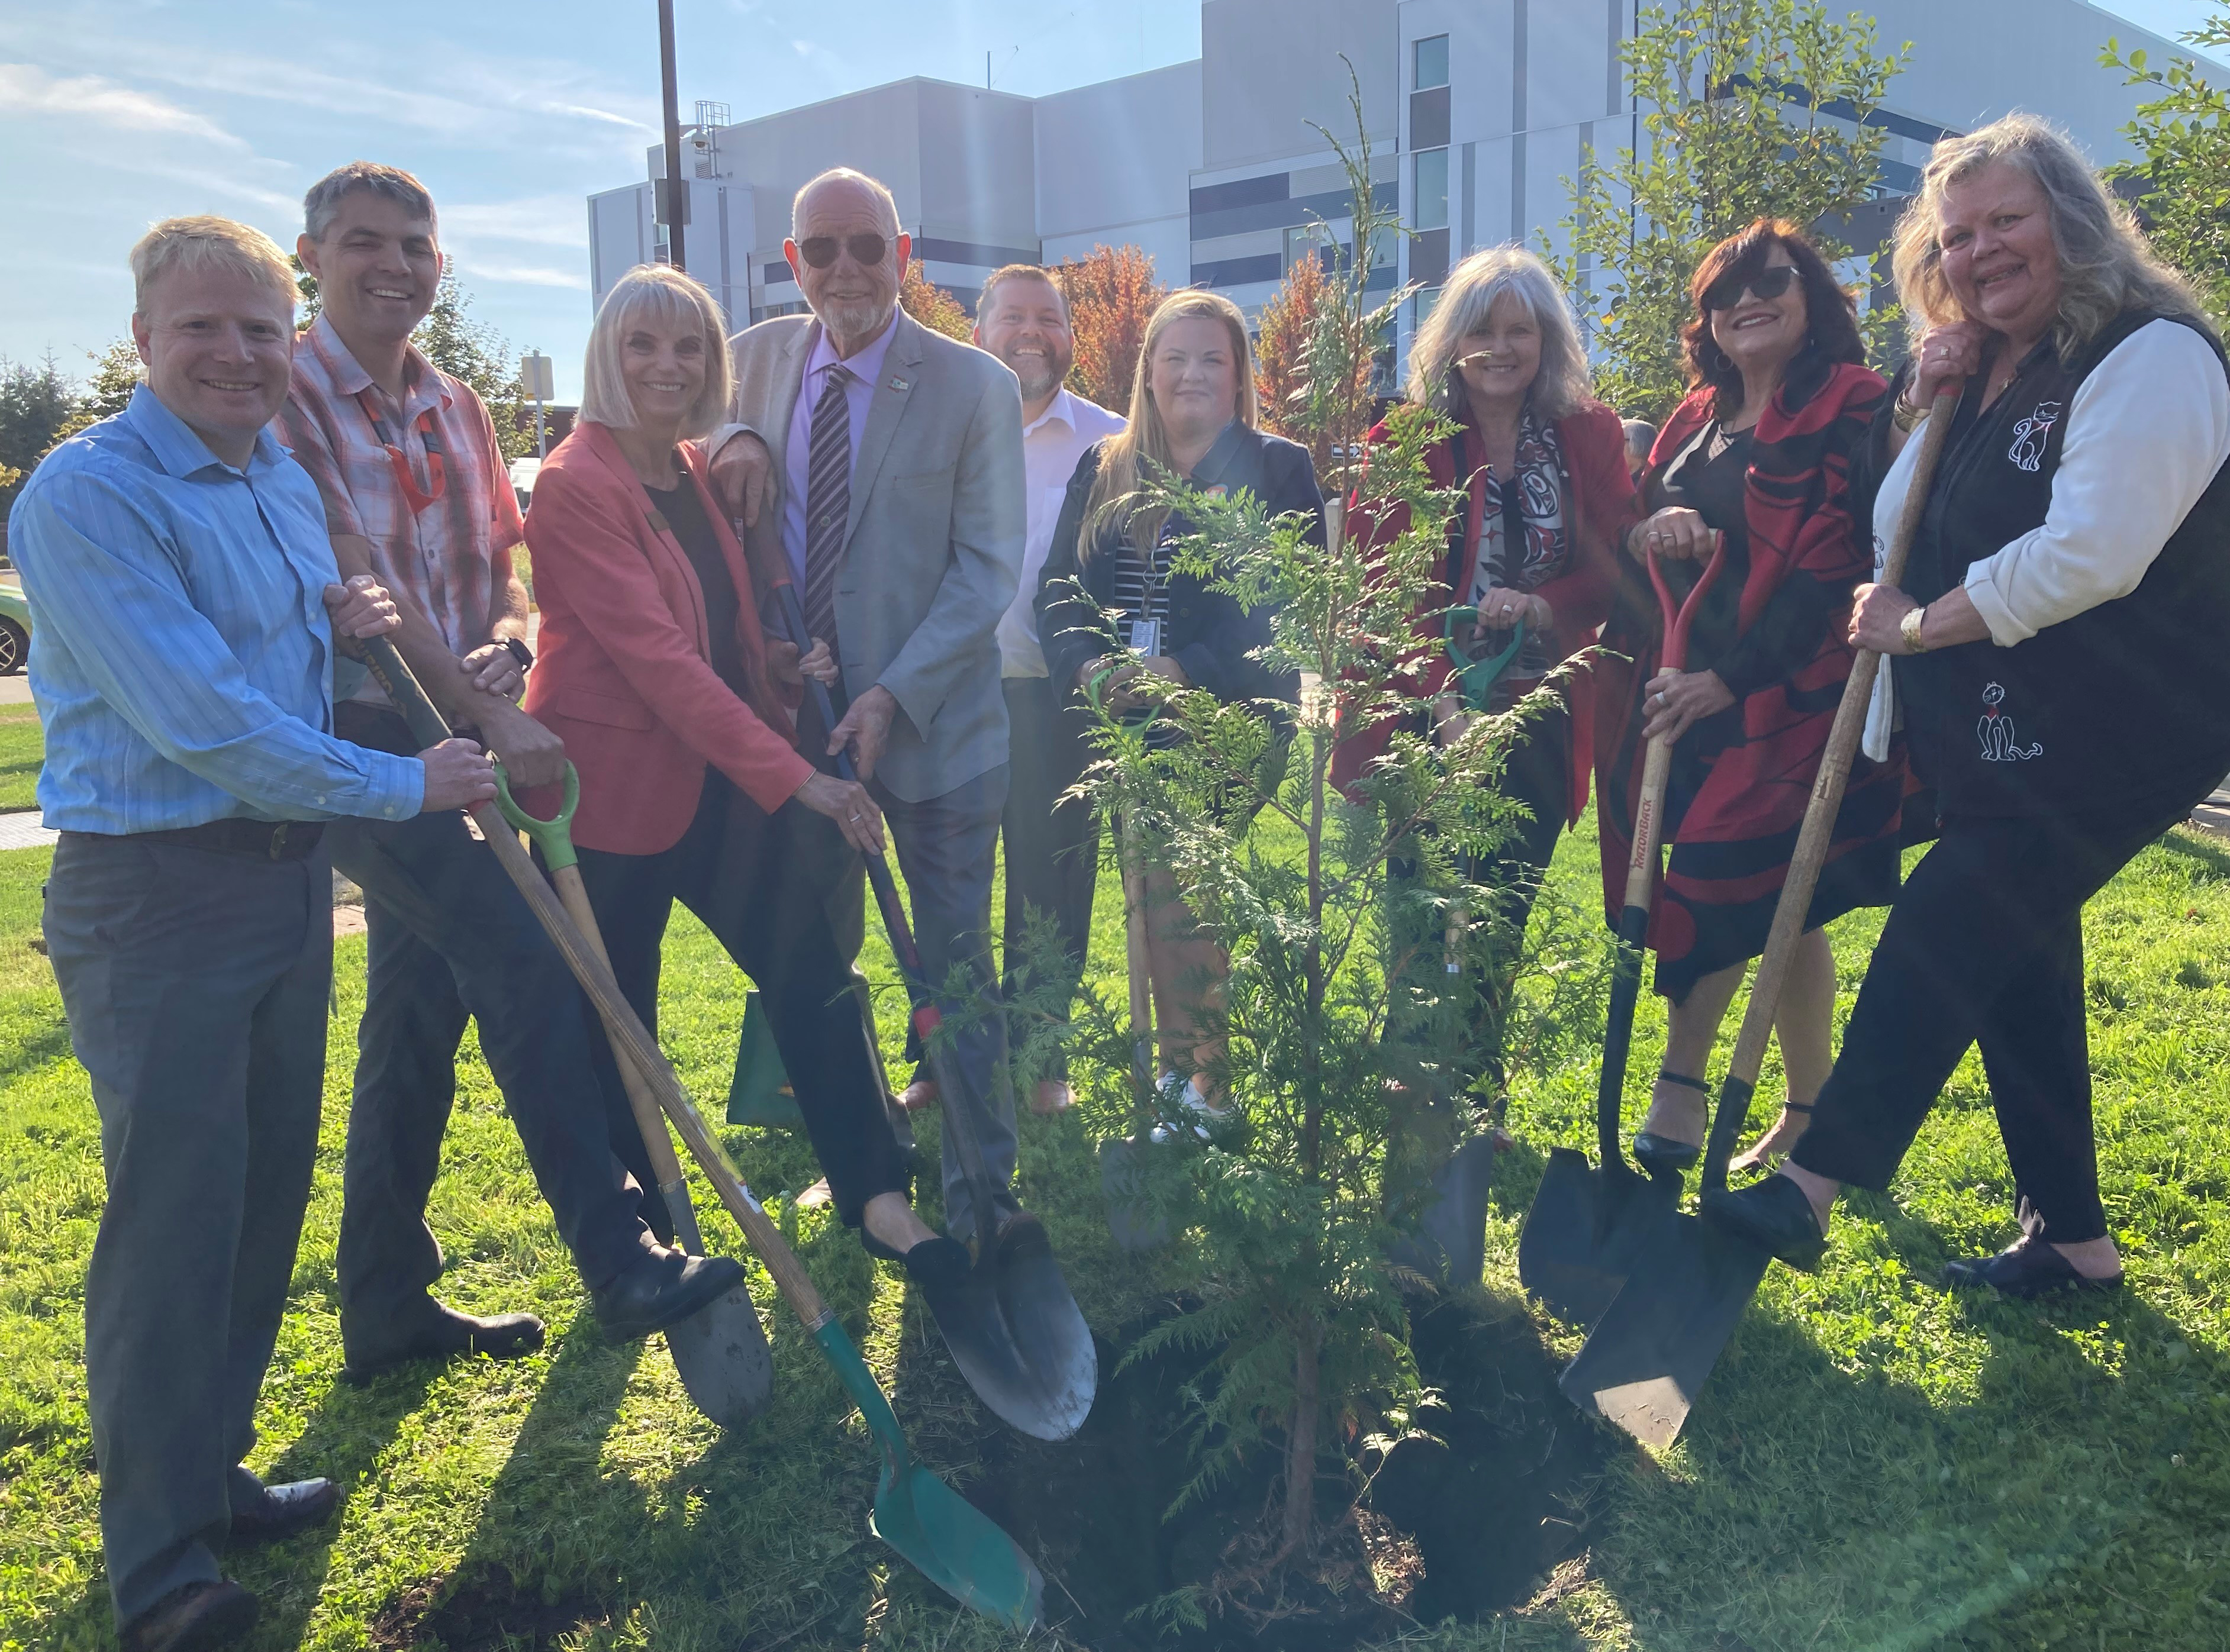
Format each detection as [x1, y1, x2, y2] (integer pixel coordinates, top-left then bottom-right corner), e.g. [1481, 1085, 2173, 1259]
[9, 214, 494, 1652]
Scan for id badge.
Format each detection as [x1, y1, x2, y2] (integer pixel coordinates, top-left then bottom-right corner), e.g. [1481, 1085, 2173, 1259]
[1128, 617, 1162, 657]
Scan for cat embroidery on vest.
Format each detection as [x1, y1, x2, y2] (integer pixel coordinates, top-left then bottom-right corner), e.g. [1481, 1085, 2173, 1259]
[2007, 401, 2061, 472]
[1977, 681, 2043, 761]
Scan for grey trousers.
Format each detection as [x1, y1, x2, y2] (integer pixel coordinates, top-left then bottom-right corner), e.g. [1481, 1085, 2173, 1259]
[869, 764, 1017, 1244]
[999, 677, 1098, 1075]
[45, 833, 331, 1627]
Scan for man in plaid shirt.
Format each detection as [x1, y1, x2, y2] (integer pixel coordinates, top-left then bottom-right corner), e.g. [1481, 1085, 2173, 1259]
[280, 162, 742, 1379]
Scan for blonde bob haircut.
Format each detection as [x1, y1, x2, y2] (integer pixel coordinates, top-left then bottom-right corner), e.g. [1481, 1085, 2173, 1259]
[1406, 245, 1592, 421]
[130, 215, 297, 317]
[579, 264, 735, 440]
[1891, 112, 2205, 362]
[1084, 288, 1259, 560]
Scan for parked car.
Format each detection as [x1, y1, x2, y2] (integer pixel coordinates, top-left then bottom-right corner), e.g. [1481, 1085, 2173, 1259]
[0, 582, 28, 676]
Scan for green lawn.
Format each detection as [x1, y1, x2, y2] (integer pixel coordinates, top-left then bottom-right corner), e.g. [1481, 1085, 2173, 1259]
[0, 710, 41, 814]
[2, 811, 2226, 1650]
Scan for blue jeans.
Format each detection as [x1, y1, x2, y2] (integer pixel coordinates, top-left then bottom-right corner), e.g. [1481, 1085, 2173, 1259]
[46, 833, 330, 1627]
[326, 725, 654, 1341]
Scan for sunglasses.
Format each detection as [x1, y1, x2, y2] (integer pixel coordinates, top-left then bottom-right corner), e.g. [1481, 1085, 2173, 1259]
[797, 233, 888, 270]
[1704, 263, 1799, 311]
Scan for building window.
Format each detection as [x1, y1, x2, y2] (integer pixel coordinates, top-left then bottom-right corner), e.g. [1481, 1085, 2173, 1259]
[1414, 34, 1449, 91]
[1414, 149, 1448, 233]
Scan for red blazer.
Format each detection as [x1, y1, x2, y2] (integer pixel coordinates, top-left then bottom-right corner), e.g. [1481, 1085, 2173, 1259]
[1329, 399, 1639, 815]
[521, 422, 813, 855]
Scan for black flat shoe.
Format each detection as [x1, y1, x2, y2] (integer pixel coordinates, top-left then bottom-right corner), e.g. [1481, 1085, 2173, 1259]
[1943, 1232, 2123, 1298]
[341, 1300, 545, 1384]
[862, 1229, 974, 1292]
[228, 1471, 340, 1544]
[1700, 1176, 1828, 1271]
[120, 1579, 259, 1652]
[1632, 1069, 1707, 1176]
[591, 1246, 747, 1342]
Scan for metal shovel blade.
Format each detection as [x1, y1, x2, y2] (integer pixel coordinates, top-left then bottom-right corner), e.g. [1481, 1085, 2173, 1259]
[1098, 1133, 1174, 1253]
[663, 1280, 775, 1429]
[1390, 1133, 1501, 1291]
[1555, 1208, 1769, 1448]
[914, 1210, 1097, 1443]
[813, 1318, 1045, 1628]
[1518, 1151, 1680, 1328]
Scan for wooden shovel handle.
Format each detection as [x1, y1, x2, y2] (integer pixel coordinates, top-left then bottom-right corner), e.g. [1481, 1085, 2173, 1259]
[357, 637, 836, 1332]
[1701, 388, 1960, 1186]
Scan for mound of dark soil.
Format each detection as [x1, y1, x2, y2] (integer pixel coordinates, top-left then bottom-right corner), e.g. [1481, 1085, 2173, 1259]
[968, 1291, 1604, 1650]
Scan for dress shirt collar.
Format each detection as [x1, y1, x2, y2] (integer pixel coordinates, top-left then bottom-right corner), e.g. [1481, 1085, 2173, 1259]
[804, 308, 900, 393]
[305, 312, 449, 417]
[1023, 386, 1085, 440]
[124, 382, 286, 479]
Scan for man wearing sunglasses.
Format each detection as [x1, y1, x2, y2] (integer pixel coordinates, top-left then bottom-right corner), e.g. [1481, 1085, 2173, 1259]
[710, 167, 1029, 1250]
[279, 163, 745, 1385]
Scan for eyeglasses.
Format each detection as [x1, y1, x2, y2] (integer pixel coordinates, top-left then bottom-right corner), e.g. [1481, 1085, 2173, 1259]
[797, 233, 888, 270]
[1704, 263, 1799, 311]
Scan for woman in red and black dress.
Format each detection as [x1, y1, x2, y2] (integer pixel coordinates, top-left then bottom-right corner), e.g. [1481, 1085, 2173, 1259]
[1603, 219, 1907, 1174]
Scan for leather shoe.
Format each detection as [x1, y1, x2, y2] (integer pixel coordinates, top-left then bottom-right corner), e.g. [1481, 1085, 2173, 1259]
[119, 1579, 258, 1652]
[229, 1469, 340, 1544]
[342, 1299, 545, 1384]
[591, 1245, 747, 1342]
[861, 1229, 974, 1292]
[1700, 1175, 1828, 1272]
[1943, 1232, 2123, 1298]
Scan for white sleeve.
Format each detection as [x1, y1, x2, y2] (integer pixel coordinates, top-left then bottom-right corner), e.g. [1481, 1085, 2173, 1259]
[1964, 320, 2230, 646]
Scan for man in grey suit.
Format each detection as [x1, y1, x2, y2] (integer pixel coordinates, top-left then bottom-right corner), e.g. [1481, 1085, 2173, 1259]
[710, 166, 1028, 1246]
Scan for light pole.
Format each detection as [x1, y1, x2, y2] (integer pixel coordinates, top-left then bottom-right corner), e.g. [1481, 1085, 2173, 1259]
[521, 351, 554, 459]
[656, 0, 688, 273]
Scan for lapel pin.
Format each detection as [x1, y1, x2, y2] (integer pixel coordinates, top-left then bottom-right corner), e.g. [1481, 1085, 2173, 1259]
[889, 376, 911, 392]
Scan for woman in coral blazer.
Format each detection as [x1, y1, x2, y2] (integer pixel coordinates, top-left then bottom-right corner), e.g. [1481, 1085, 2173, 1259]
[524, 266, 963, 1288]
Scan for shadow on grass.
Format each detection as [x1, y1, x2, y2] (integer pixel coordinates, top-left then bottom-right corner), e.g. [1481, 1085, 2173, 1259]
[1564, 1188, 2230, 1651]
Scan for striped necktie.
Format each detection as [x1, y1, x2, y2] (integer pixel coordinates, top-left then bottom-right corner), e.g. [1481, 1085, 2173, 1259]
[802, 364, 853, 651]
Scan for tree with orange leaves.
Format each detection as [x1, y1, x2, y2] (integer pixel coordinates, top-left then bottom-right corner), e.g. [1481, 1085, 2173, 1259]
[1054, 245, 1165, 414]
[898, 261, 974, 341]
[1253, 244, 1374, 480]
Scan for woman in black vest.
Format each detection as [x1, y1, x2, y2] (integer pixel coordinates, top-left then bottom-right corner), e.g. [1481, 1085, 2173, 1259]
[1036, 290, 1317, 1119]
[1704, 114, 2230, 1295]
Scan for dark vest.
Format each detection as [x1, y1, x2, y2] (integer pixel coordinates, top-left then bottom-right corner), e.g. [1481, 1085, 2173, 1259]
[1896, 309, 2230, 818]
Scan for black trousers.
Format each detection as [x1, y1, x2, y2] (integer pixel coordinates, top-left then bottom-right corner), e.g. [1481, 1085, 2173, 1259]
[1000, 676, 1099, 1075]
[1388, 704, 1571, 1098]
[45, 834, 330, 1627]
[1791, 795, 2195, 1244]
[575, 775, 910, 1228]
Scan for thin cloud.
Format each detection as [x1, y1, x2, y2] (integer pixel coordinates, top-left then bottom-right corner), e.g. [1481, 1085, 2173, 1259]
[461, 262, 591, 291]
[442, 198, 592, 249]
[0, 62, 246, 149]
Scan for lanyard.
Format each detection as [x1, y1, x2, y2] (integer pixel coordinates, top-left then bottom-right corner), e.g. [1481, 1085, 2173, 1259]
[354, 389, 447, 512]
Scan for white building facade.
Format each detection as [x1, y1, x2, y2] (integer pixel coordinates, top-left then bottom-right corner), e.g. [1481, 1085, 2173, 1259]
[586, 0, 2189, 347]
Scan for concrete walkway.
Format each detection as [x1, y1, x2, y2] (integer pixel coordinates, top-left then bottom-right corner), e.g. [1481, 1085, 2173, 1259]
[0, 812, 56, 851]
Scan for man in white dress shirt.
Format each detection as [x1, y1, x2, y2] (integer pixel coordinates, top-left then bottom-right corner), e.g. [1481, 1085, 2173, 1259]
[969, 264, 1124, 1116]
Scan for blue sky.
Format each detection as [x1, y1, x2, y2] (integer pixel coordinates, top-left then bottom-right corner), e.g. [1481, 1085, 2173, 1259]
[0, 0, 2219, 402]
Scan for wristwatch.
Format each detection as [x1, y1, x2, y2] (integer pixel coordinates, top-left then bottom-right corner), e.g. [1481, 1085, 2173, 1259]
[497, 635, 535, 673]
[1899, 604, 1929, 654]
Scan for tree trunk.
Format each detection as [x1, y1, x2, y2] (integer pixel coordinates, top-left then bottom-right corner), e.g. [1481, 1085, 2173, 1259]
[1281, 1321, 1322, 1558]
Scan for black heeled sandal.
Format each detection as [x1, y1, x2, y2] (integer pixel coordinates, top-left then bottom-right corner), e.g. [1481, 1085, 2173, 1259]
[1730, 1100, 1813, 1174]
[1632, 1069, 1710, 1176]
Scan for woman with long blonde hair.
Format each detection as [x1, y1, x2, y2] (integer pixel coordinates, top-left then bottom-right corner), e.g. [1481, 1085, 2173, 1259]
[1033, 289, 1323, 1116]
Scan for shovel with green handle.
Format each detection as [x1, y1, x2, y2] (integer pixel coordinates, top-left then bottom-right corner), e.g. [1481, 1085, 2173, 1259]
[357, 635, 1046, 1629]
[488, 763, 775, 1427]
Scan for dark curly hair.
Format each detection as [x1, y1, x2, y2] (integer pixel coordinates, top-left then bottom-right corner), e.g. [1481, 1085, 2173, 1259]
[1680, 218, 1865, 416]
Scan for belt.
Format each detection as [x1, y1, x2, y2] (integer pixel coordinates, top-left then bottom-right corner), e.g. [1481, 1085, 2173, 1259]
[106, 818, 328, 862]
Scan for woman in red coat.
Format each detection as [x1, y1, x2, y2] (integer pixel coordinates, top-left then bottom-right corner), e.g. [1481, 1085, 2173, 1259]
[1335, 245, 1633, 1098]
[523, 266, 962, 1289]
[1603, 220, 1905, 1175]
